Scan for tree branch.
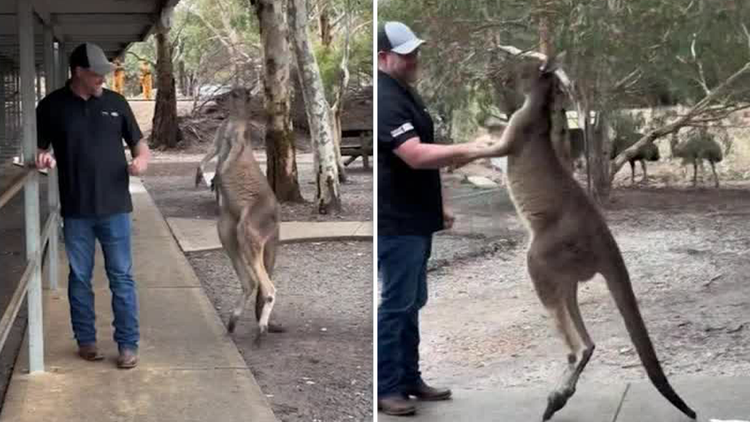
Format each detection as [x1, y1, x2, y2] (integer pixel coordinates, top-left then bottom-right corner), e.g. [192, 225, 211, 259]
[126, 51, 156, 67]
[690, 33, 711, 96]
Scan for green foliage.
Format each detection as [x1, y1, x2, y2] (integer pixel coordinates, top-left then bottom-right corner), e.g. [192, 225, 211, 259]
[314, 25, 373, 100]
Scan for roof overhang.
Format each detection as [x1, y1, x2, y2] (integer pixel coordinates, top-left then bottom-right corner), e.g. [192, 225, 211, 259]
[0, 0, 181, 66]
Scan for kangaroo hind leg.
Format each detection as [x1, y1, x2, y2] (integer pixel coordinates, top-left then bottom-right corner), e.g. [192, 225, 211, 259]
[534, 278, 595, 422]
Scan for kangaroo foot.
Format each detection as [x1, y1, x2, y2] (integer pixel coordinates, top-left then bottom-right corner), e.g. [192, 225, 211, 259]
[227, 316, 238, 333]
[542, 386, 575, 421]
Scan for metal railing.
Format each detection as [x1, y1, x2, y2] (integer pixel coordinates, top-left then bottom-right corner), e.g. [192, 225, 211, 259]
[0, 0, 64, 374]
[0, 164, 59, 372]
[0, 167, 58, 351]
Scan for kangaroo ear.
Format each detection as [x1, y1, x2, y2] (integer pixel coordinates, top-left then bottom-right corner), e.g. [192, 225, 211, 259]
[540, 50, 566, 74]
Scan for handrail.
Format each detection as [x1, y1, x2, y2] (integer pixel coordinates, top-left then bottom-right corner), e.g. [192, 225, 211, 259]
[0, 208, 57, 352]
[0, 166, 33, 210]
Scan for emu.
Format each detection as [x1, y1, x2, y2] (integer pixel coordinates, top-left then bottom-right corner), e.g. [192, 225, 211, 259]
[610, 131, 660, 184]
[568, 128, 660, 184]
[670, 127, 723, 188]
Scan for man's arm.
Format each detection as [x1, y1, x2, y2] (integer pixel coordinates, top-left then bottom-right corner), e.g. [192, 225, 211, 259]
[128, 139, 150, 176]
[35, 99, 56, 169]
[394, 137, 490, 170]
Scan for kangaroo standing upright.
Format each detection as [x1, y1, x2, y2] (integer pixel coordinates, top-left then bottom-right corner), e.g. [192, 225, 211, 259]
[203, 92, 282, 340]
[481, 57, 696, 421]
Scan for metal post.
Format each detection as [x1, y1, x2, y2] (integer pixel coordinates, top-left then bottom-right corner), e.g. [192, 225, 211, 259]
[59, 42, 68, 86]
[44, 25, 59, 291]
[44, 29, 55, 95]
[19, 0, 45, 373]
[35, 68, 41, 101]
[0, 64, 6, 142]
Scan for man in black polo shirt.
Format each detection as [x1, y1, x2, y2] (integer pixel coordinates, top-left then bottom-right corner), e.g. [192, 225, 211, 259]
[35, 42, 149, 369]
[378, 21, 502, 415]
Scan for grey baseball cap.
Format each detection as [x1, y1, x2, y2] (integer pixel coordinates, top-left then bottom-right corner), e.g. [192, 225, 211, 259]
[378, 21, 425, 55]
[69, 43, 116, 76]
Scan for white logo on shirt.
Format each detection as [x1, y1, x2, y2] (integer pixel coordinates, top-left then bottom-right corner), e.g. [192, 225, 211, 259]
[391, 122, 414, 138]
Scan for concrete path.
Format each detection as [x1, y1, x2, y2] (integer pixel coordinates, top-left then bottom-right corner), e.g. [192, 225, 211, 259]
[167, 217, 373, 253]
[379, 376, 750, 422]
[0, 178, 277, 422]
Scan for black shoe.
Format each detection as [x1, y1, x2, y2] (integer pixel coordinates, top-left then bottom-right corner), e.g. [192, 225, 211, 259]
[404, 380, 452, 401]
[378, 394, 417, 416]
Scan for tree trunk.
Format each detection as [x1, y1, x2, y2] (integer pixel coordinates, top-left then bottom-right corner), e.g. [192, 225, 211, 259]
[329, 108, 346, 181]
[178, 60, 187, 97]
[254, 0, 304, 202]
[151, 26, 181, 149]
[329, 0, 352, 182]
[319, 3, 333, 49]
[288, 0, 341, 214]
[588, 112, 612, 203]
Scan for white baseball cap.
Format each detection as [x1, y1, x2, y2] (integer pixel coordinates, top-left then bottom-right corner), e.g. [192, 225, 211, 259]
[378, 21, 425, 55]
[69, 42, 117, 76]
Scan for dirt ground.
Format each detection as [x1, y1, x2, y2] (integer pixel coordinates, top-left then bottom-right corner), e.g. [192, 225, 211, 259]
[141, 154, 374, 421]
[415, 163, 750, 395]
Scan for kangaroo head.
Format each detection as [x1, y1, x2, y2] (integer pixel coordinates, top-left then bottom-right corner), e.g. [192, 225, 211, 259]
[517, 52, 564, 103]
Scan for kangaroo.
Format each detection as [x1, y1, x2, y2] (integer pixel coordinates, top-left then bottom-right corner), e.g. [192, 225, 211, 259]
[195, 118, 233, 207]
[480, 57, 696, 421]
[207, 91, 283, 340]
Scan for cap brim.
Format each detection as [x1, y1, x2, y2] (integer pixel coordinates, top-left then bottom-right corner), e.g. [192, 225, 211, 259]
[90, 63, 116, 76]
[392, 38, 425, 55]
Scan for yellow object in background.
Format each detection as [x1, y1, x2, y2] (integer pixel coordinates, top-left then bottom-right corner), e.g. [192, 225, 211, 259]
[139, 61, 153, 100]
[113, 59, 125, 95]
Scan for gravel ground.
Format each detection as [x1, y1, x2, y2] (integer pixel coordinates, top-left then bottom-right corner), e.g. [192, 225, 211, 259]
[142, 157, 372, 223]
[186, 242, 373, 422]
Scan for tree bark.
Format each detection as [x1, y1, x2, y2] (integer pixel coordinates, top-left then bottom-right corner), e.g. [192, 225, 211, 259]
[151, 25, 181, 149]
[589, 112, 612, 202]
[254, 0, 304, 202]
[288, 0, 341, 213]
[318, 2, 333, 48]
[329, 0, 352, 182]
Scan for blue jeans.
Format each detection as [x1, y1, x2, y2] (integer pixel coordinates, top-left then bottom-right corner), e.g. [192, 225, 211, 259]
[377, 235, 432, 397]
[63, 213, 139, 351]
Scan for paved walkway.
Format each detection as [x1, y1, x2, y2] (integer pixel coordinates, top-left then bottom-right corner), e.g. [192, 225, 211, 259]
[167, 217, 372, 253]
[380, 376, 750, 422]
[0, 178, 277, 422]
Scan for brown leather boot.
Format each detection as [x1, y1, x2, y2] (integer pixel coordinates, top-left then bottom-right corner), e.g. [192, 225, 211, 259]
[78, 344, 104, 361]
[378, 394, 416, 416]
[404, 380, 452, 401]
[117, 348, 139, 369]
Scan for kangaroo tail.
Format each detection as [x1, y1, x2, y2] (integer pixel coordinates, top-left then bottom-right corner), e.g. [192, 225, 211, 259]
[602, 244, 696, 419]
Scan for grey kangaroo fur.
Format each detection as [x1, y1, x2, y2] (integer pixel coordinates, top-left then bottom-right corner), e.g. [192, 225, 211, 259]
[195, 117, 235, 207]
[479, 57, 696, 421]
[195, 93, 282, 340]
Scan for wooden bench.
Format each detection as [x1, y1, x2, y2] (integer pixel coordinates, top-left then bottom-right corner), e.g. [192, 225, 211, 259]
[340, 129, 372, 169]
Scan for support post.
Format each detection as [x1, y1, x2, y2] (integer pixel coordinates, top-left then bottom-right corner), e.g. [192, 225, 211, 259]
[0, 63, 6, 142]
[44, 25, 59, 291]
[19, 0, 45, 373]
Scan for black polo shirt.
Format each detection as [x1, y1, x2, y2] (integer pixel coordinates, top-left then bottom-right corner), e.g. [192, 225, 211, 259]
[378, 70, 443, 236]
[36, 82, 143, 218]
